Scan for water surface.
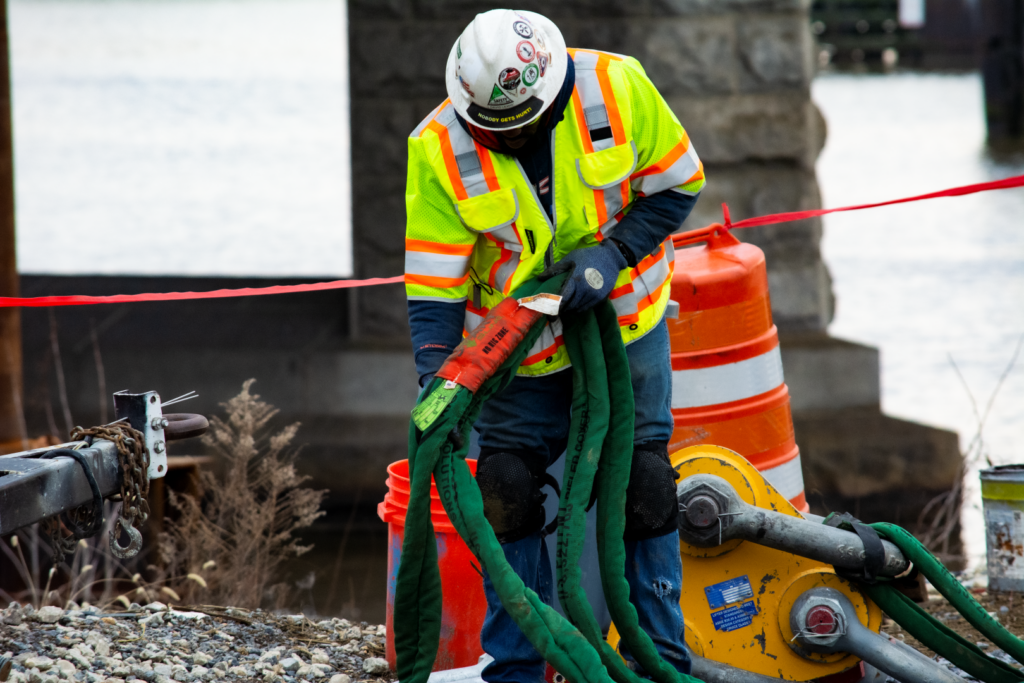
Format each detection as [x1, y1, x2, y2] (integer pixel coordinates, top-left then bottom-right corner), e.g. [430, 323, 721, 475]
[814, 72, 1024, 567]
[9, 0, 351, 277]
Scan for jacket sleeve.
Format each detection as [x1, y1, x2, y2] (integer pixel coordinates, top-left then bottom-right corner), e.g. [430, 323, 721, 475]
[409, 298, 466, 387]
[603, 57, 704, 265]
[405, 131, 476, 386]
[405, 134, 477, 303]
[622, 57, 706, 199]
[609, 191, 699, 267]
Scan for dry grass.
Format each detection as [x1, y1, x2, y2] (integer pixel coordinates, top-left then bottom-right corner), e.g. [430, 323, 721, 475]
[915, 335, 1024, 564]
[156, 379, 326, 609]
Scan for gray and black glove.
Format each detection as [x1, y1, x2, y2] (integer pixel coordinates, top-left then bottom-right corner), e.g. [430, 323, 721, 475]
[540, 240, 627, 314]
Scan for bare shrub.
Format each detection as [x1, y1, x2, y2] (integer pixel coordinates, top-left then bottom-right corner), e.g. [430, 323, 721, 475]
[158, 379, 325, 608]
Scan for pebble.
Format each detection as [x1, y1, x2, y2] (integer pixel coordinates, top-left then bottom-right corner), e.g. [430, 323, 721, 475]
[1, 602, 393, 682]
[34, 607, 63, 624]
[363, 658, 390, 675]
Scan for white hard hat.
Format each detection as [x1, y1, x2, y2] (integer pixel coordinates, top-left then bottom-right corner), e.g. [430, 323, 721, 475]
[446, 9, 567, 131]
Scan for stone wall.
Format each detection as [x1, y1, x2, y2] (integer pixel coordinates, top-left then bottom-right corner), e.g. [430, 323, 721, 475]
[348, 0, 832, 340]
[346, 1, 963, 550]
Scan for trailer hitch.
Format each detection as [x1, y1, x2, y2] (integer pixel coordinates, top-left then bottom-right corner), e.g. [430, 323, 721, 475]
[0, 391, 208, 560]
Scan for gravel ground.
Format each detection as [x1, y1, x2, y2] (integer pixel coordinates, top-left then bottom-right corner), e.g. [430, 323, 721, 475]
[879, 588, 1024, 681]
[0, 602, 398, 683]
[6, 589, 1022, 683]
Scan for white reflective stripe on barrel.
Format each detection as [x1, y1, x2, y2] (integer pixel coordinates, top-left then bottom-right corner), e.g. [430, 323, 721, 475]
[760, 453, 805, 502]
[670, 346, 784, 409]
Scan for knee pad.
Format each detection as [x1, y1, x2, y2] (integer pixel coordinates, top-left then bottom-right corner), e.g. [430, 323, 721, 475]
[476, 449, 547, 544]
[624, 442, 680, 541]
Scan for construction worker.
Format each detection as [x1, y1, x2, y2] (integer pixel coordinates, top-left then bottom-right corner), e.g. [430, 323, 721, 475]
[405, 9, 704, 683]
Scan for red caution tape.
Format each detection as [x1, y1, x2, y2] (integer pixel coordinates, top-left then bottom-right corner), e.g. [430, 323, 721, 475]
[3, 172, 1023, 309]
[720, 172, 1024, 230]
[0, 275, 404, 308]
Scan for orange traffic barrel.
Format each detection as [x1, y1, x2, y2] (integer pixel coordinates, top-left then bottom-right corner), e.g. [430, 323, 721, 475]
[378, 459, 487, 671]
[667, 224, 807, 511]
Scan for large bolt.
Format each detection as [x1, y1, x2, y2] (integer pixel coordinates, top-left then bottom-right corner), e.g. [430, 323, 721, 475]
[684, 494, 720, 529]
[806, 605, 838, 635]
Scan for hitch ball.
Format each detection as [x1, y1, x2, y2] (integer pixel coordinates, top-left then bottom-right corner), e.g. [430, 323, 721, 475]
[684, 494, 721, 529]
[806, 605, 838, 635]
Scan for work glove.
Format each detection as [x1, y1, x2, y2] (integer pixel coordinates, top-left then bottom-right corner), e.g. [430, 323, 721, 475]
[540, 240, 627, 314]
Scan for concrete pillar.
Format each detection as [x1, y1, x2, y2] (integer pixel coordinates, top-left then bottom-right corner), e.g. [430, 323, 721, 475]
[348, 0, 832, 340]
[981, 0, 1024, 140]
[345, 1, 962, 551]
[0, 0, 24, 448]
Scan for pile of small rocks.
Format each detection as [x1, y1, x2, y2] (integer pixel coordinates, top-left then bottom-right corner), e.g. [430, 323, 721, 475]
[0, 601, 396, 683]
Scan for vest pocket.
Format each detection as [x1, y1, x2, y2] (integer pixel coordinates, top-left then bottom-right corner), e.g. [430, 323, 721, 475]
[575, 140, 638, 190]
[454, 187, 520, 233]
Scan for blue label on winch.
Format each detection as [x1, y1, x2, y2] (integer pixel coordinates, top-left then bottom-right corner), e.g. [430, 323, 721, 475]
[710, 601, 758, 632]
[704, 575, 754, 609]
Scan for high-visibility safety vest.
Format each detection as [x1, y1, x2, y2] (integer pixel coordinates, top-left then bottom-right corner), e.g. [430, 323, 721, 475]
[405, 49, 705, 376]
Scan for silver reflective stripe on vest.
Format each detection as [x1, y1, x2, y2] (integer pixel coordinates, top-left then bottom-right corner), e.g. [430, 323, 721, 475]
[438, 104, 524, 258]
[524, 318, 563, 359]
[633, 246, 672, 301]
[436, 104, 490, 198]
[404, 251, 470, 279]
[573, 54, 616, 154]
[574, 55, 629, 223]
[493, 251, 521, 294]
[632, 142, 702, 197]
[610, 284, 639, 320]
[464, 306, 486, 334]
[609, 241, 672, 320]
[410, 101, 445, 139]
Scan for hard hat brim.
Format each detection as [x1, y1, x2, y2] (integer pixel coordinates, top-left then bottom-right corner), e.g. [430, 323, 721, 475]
[446, 11, 568, 132]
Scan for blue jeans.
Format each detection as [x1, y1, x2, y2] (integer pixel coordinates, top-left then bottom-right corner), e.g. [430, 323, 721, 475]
[475, 319, 690, 683]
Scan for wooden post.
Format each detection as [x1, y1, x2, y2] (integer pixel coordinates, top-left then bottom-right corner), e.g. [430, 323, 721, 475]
[0, 0, 24, 448]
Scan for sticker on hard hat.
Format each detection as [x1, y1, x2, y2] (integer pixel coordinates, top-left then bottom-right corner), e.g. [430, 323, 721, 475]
[456, 40, 462, 59]
[710, 601, 758, 633]
[538, 52, 549, 76]
[458, 76, 475, 97]
[516, 41, 536, 62]
[523, 63, 540, 87]
[488, 84, 515, 108]
[499, 67, 521, 91]
[513, 20, 533, 38]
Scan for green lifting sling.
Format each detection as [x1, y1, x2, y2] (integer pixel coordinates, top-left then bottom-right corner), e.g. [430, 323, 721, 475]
[394, 274, 701, 683]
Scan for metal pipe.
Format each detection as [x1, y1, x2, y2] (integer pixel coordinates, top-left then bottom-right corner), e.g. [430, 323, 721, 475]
[688, 654, 786, 683]
[677, 474, 910, 577]
[789, 587, 962, 683]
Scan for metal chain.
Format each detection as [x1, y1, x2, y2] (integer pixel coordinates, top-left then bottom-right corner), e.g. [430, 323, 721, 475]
[41, 516, 78, 567]
[71, 422, 150, 559]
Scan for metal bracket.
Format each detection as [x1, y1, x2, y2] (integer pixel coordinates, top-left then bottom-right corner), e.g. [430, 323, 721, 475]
[789, 587, 963, 683]
[677, 474, 910, 576]
[113, 391, 168, 480]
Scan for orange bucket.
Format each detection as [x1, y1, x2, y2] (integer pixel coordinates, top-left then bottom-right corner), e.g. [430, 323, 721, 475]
[668, 226, 807, 511]
[378, 459, 486, 671]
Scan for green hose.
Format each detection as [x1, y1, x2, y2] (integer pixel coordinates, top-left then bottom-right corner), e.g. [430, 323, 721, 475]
[394, 276, 699, 683]
[856, 522, 1024, 682]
